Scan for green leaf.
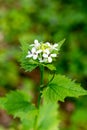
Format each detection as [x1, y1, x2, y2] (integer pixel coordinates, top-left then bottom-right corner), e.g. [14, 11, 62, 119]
[58, 38, 66, 50]
[20, 39, 38, 72]
[0, 91, 37, 130]
[18, 102, 59, 130]
[42, 74, 87, 102]
[36, 102, 59, 130]
[20, 59, 38, 72]
[45, 64, 56, 71]
[19, 111, 37, 130]
[20, 39, 29, 51]
[0, 91, 36, 116]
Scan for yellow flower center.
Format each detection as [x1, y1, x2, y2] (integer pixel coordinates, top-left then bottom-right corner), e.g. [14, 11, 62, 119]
[40, 44, 50, 51]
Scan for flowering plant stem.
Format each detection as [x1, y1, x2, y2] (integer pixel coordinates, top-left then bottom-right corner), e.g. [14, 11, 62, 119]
[34, 65, 44, 130]
[38, 65, 44, 107]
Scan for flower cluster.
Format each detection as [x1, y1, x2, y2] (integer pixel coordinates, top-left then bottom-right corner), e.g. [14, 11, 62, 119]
[26, 40, 58, 63]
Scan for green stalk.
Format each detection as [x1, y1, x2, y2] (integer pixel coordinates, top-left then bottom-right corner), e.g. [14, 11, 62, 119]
[34, 65, 44, 130]
[37, 65, 44, 108]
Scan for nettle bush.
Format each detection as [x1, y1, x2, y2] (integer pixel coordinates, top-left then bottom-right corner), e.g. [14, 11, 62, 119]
[0, 39, 87, 130]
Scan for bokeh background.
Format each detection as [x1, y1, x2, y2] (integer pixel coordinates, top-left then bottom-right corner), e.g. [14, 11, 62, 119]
[0, 0, 87, 130]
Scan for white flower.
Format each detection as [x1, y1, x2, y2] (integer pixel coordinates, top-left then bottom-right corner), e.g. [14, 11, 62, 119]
[45, 42, 58, 50]
[48, 57, 52, 63]
[39, 58, 45, 63]
[30, 39, 40, 49]
[43, 49, 57, 63]
[26, 47, 38, 60]
[51, 43, 58, 50]
[47, 54, 57, 63]
[34, 39, 40, 48]
[34, 39, 38, 44]
[37, 49, 42, 54]
[26, 51, 32, 58]
[43, 49, 50, 58]
[31, 47, 38, 60]
[26, 39, 58, 63]
[45, 42, 51, 47]
[51, 53, 57, 57]
[44, 53, 57, 63]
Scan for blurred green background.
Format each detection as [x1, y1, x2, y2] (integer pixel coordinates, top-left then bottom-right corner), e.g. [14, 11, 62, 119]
[0, 0, 87, 130]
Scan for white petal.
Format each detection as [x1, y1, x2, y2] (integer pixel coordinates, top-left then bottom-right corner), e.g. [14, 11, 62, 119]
[45, 42, 51, 47]
[43, 53, 48, 58]
[39, 60, 43, 63]
[30, 44, 34, 47]
[44, 49, 50, 54]
[33, 39, 40, 48]
[37, 49, 42, 53]
[33, 54, 38, 60]
[28, 51, 31, 54]
[48, 57, 52, 63]
[51, 53, 57, 57]
[39, 58, 44, 63]
[26, 54, 32, 58]
[54, 48, 58, 50]
[39, 58, 47, 63]
[34, 39, 38, 44]
[52, 47, 58, 50]
[31, 47, 36, 53]
[54, 43, 58, 47]
[35, 42, 40, 48]
[50, 43, 58, 50]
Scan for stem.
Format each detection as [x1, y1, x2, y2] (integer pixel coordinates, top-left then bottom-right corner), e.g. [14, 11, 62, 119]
[40, 65, 44, 85]
[34, 65, 44, 130]
[47, 72, 55, 85]
[37, 65, 44, 108]
[41, 72, 55, 90]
